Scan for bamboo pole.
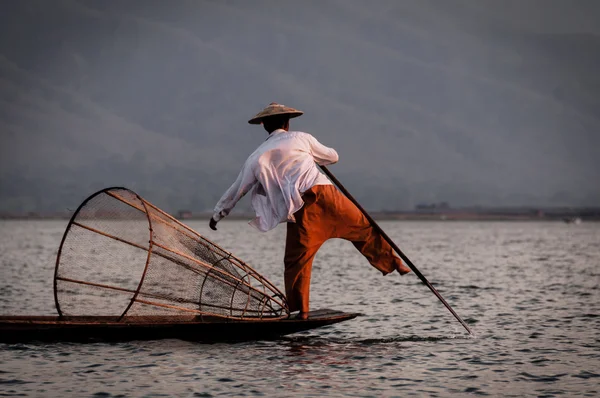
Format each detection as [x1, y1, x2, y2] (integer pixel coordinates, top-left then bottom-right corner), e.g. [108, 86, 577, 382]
[133, 298, 287, 320]
[106, 190, 287, 302]
[55, 276, 273, 314]
[70, 221, 287, 312]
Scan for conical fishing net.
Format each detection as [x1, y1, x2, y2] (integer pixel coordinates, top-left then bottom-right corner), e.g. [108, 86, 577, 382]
[54, 187, 289, 320]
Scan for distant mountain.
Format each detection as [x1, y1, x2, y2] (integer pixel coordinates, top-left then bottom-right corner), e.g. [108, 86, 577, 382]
[1, 0, 599, 214]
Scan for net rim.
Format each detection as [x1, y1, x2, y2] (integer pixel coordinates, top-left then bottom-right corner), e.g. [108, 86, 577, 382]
[53, 187, 150, 317]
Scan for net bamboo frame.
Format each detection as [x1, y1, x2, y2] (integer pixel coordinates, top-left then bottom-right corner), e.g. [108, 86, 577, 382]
[53, 187, 289, 320]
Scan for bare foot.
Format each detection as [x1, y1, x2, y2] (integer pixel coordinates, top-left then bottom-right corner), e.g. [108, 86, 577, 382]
[297, 312, 309, 320]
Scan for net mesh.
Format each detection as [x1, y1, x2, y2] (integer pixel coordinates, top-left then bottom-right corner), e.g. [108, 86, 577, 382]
[54, 188, 289, 319]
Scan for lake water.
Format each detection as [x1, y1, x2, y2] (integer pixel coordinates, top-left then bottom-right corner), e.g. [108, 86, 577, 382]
[1, 220, 599, 397]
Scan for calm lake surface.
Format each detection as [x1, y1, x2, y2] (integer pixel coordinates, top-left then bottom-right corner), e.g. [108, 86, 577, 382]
[1, 220, 599, 397]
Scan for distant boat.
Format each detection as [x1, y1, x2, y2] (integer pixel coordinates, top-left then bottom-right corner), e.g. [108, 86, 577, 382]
[563, 217, 582, 224]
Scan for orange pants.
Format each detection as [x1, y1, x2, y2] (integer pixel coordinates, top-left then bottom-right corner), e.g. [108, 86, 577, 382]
[284, 184, 403, 313]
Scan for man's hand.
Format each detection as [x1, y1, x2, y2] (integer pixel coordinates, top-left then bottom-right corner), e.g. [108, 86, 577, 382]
[209, 217, 218, 231]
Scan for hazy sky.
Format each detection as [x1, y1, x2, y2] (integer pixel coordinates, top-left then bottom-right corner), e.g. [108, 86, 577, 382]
[1, 0, 599, 213]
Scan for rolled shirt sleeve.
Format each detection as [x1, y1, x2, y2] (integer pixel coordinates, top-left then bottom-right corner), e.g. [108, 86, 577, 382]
[307, 135, 339, 165]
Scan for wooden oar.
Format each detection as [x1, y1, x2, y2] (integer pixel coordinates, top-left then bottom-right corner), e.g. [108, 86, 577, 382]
[320, 165, 474, 336]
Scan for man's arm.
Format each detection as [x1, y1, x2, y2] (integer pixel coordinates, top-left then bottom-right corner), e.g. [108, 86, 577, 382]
[307, 135, 339, 165]
[211, 161, 257, 230]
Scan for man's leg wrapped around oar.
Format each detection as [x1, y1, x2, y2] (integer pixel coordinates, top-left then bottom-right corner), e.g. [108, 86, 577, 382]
[284, 185, 411, 318]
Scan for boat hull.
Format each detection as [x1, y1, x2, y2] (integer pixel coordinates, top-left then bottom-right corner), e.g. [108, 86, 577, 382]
[0, 309, 358, 343]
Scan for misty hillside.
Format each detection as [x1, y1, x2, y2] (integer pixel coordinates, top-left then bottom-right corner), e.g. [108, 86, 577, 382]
[1, 0, 599, 214]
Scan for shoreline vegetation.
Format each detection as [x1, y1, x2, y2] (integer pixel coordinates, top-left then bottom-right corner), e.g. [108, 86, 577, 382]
[2, 207, 599, 222]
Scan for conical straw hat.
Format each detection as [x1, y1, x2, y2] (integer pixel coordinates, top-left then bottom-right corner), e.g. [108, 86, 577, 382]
[248, 102, 303, 124]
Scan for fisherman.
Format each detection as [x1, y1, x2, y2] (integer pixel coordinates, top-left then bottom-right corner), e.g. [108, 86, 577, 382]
[210, 103, 410, 319]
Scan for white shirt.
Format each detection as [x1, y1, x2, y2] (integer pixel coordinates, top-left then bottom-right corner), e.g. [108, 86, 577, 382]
[213, 129, 339, 232]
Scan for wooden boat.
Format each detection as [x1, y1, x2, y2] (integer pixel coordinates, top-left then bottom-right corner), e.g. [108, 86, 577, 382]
[1, 188, 359, 343]
[0, 309, 358, 343]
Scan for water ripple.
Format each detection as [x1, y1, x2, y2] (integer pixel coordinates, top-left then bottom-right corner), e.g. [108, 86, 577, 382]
[1, 220, 599, 397]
